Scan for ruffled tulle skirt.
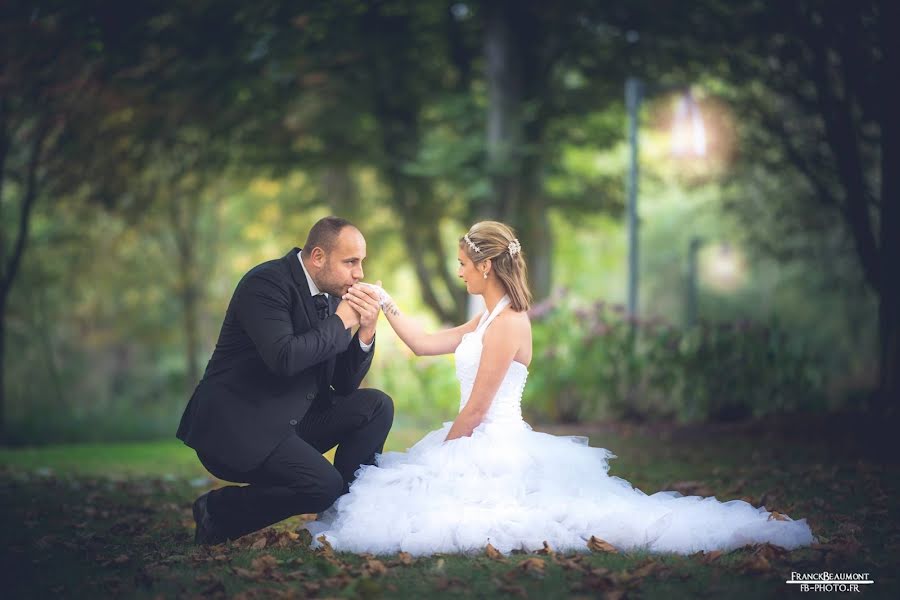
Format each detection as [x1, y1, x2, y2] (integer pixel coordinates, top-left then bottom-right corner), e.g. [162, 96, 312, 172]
[305, 420, 816, 556]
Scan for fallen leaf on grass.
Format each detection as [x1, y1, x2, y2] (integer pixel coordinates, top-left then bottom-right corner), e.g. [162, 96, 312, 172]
[101, 554, 130, 567]
[811, 539, 861, 556]
[302, 582, 320, 595]
[572, 569, 617, 594]
[362, 558, 388, 577]
[250, 537, 268, 550]
[752, 543, 788, 561]
[537, 541, 554, 555]
[485, 543, 505, 560]
[517, 557, 546, 578]
[738, 553, 771, 574]
[316, 535, 335, 555]
[320, 573, 353, 589]
[668, 481, 715, 497]
[296, 528, 313, 547]
[587, 536, 617, 553]
[34, 535, 58, 550]
[836, 520, 862, 536]
[434, 577, 466, 591]
[554, 555, 586, 572]
[396, 551, 414, 565]
[251, 554, 280, 574]
[493, 579, 528, 598]
[767, 511, 789, 521]
[232, 567, 258, 580]
[628, 559, 668, 580]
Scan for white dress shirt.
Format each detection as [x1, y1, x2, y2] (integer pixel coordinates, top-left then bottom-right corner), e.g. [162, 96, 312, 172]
[298, 252, 373, 352]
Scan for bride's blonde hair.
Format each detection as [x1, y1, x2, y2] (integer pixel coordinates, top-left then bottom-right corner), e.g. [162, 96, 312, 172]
[460, 221, 533, 312]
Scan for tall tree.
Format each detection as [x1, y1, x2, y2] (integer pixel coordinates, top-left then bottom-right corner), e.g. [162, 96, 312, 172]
[720, 0, 897, 410]
[0, 4, 118, 440]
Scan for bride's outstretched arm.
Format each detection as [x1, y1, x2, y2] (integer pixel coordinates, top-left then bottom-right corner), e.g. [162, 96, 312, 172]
[445, 315, 519, 441]
[344, 283, 481, 356]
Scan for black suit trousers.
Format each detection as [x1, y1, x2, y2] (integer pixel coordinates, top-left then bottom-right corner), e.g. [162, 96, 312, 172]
[197, 388, 393, 541]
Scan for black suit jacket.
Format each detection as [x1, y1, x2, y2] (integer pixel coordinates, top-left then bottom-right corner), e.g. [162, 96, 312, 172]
[176, 248, 374, 471]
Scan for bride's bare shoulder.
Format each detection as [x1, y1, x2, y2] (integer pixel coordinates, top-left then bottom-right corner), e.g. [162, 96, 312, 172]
[493, 308, 532, 336]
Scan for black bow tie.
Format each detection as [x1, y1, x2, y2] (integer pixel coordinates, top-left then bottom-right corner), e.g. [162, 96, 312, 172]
[313, 294, 330, 320]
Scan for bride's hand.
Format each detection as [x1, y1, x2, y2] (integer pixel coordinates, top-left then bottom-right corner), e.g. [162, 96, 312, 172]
[353, 281, 392, 311]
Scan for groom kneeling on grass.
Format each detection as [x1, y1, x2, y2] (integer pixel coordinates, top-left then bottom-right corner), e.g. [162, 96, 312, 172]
[176, 216, 393, 545]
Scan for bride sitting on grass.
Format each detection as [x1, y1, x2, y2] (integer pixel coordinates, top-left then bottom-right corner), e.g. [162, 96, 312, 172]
[310, 220, 816, 556]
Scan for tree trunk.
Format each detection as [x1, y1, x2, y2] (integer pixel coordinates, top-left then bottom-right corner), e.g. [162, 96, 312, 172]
[879, 287, 899, 412]
[389, 173, 465, 323]
[0, 117, 49, 443]
[484, 0, 553, 300]
[0, 296, 6, 443]
[364, 3, 467, 323]
[169, 196, 201, 390]
[322, 165, 362, 224]
[0, 98, 8, 442]
[182, 283, 200, 388]
[878, 0, 899, 413]
[806, 3, 898, 413]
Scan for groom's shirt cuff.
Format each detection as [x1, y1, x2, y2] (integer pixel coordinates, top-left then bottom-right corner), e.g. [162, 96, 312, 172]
[359, 334, 374, 353]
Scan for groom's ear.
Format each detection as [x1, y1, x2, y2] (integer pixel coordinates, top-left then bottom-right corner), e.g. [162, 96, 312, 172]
[309, 246, 327, 267]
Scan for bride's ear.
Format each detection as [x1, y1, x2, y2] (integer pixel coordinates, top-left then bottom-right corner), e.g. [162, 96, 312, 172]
[482, 258, 492, 275]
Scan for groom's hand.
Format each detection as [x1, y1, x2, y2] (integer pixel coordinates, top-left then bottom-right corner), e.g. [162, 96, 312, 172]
[335, 300, 361, 330]
[344, 282, 382, 343]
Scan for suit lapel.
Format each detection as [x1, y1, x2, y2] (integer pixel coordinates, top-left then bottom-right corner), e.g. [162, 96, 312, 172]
[289, 247, 337, 396]
[325, 295, 341, 388]
[288, 247, 320, 327]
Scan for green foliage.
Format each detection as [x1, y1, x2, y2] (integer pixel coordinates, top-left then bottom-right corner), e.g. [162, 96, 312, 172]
[2, 1, 884, 445]
[366, 349, 460, 425]
[524, 293, 826, 424]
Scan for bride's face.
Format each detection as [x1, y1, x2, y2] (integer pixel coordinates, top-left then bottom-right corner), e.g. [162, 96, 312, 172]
[457, 247, 484, 294]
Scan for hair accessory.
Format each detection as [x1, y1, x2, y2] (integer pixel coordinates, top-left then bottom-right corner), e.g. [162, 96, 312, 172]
[464, 233, 482, 253]
[507, 238, 522, 256]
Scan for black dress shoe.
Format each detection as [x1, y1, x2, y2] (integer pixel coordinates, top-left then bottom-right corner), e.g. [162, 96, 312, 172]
[192, 492, 228, 545]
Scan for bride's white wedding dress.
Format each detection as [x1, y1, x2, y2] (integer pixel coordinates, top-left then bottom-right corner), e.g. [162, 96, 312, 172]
[306, 296, 816, 556]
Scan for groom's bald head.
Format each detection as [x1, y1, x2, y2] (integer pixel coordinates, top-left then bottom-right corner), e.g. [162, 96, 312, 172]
[302, 216, 357, 258]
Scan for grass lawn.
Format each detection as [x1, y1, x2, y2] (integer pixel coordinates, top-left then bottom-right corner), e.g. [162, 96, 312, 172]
[2, 415, 898, 599]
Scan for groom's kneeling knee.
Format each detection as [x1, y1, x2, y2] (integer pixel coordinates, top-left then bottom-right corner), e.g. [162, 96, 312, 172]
[357, 388, 393, 426]
[298, 468, 345, 514]
[371, 389, 393, 423]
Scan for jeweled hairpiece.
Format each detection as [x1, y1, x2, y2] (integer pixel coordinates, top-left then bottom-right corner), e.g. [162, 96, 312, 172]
[464, 233, 482, 253]
[508, 238, 522, 256]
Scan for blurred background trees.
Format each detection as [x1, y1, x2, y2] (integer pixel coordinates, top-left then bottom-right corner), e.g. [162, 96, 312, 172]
[0, 0, 892, 444]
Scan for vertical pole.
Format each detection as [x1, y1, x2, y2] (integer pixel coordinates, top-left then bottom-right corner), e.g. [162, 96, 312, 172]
[686, 237, 702, 327]
[625, 77, 642, 331]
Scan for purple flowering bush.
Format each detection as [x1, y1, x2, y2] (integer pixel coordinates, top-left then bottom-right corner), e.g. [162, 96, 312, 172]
[525, 292, 824, 423]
